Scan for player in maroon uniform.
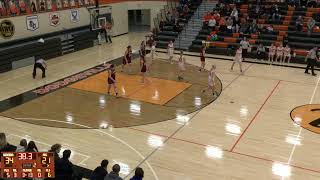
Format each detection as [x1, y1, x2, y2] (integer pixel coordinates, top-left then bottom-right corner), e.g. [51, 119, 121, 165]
[199, 45, 206, 71]
[122, 45, 132, 72]
[107, 64, 118, 96]
[140, 49, 148, 83]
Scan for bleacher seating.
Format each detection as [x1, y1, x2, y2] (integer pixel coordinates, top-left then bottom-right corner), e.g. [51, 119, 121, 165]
[155, 0, 202, 49]
[188, 1, 320, 65]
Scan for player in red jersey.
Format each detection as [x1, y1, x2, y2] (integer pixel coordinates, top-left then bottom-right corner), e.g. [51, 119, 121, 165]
[199, 45, 206, 71]
[140, 49, 148, 83]
[122, 45, 132, 72]
[107, 64, 118, 96]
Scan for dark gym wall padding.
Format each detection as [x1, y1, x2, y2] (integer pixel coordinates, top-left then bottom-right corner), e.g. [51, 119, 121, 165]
[0, 38, 62, 73]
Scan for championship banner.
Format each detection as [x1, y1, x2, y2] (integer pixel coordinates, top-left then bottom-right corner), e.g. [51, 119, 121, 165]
[70, 9, 80, 23]
[49, 12, 60, 26]
[26, 15, 39, 31]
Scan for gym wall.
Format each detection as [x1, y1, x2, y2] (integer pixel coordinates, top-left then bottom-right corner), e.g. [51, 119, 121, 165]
[0, 0, 165, 43]
[0, 7, 90, 43]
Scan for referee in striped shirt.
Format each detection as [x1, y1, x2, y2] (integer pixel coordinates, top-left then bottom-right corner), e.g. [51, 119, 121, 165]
[305, 47, 318, 76]
[32, 57, 47, 79]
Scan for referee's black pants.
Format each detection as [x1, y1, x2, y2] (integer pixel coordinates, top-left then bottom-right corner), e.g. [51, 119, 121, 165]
[33, 63, 46, 78]
[305, 58, 316, 75]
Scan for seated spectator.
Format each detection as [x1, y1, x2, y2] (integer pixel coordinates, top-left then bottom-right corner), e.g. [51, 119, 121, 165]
[264, 24, 274, 34]
[226, 17, 233, 33]
[240, 19, 250, 34]
[219, 17, 227, 32]
[16, 139, 27, 152]
[296, 16, 303, 31]
[49, 143, 62, 163]
[233, 16, 240, 33]
[9, 0, 18, 16]
[213, 10, 220, 22]
[25, 141, 38, 152]
[307, 17, 316, 35]
[19, 0, 26, 14]
[208, 18, 216, 31]
[271, 5, 281, 22]
[90, 159, 109, 180]
[174, 22, 182, 32]
[256, 43, 266, 60]
[55, 150, 74, 180]
[230, 7, 238, 19]
[130, 167, 144, 180]
[159, 20, 164, 31]
[307, 0, 317, 7]
[104, 164, 123, 180]
[221, 4, 231, 17]
[182, 4, 189, 17]
[249, 19, 259, 34]
[0, 133, 17, 152]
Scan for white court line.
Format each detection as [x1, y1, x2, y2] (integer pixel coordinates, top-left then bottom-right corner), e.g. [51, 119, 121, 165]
[15, 117, 159, 180]
[281, 75, 320, 179]
[6, 133, 91, 166]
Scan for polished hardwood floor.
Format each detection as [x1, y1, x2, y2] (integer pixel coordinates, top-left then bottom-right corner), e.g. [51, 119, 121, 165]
[0, 32, 320, 179]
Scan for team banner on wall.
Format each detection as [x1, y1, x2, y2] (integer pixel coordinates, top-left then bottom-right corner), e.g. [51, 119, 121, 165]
[26, 15, 39, 31]
[70, 9, 79, 23]
[49, 12, 60, 26]
[0, 20, 15, 39]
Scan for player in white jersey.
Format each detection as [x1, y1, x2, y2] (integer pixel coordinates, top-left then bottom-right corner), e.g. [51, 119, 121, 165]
[268, 43, 276, 65]
[275, 43, 284, 64]
[150, 41, 157, 61]
[177, 50, 186, 80]
[167, 41, 174, 64]
[282, 44, 291, 64]
[202, 64, 217, 96]
[230, 47, 243, 73]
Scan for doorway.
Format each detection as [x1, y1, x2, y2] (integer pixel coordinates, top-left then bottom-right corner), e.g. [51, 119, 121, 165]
[128, 9, 151, 32]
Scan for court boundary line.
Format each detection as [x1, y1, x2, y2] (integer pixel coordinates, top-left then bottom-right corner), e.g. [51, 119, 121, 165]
[229, 80, 281, 152]
[126, 126, 320, 175]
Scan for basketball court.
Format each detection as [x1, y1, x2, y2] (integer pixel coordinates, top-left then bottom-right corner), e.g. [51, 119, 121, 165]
[1, 32, 320, 179]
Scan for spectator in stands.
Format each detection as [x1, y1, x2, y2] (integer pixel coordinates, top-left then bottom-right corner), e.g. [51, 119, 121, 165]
[307, 17, 316, 36]
[16, 139, 27, 152]
[25, 141, 39, 152]
[90, 159, 109, 180]
[19, 0, 26, 14]
[174, 21, 182, 32]
[256, 43, 266, 60]
[263, 24, 274, 34]
[213, 10, 220, 22]
[9, 0, 17, 16]
[240, 19, 250, 34]
[130, 167, 144, 180]
[219, 17, 227, 32]
[159, 20, 164, 31]
[307, 0, 317, 7]
[31, 0, 37, 12]
[233, 16, 240, 33]
[55, 150, 74, 180]
[208, 17, 216, 31]
[230, 7, 238, 19]
[49, 143, 62, 163]
[0, 133, 17, 152]
[296, 16, 303, 31]
[271, 5, 281, 22]
[183, 4, 189, 18]
[249, 19, 258, 34]
[240, 37, 251, 60]
[104, 164, 123, 180]
[305, 47, 318, 76]
[226, 17, 233, 33]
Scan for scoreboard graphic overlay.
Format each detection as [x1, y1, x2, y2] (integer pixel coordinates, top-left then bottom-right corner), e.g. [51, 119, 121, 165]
[0, 152, 55, 178]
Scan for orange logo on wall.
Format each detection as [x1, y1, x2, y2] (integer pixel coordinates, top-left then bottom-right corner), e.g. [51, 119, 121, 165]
[291, 104, 320, 134]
